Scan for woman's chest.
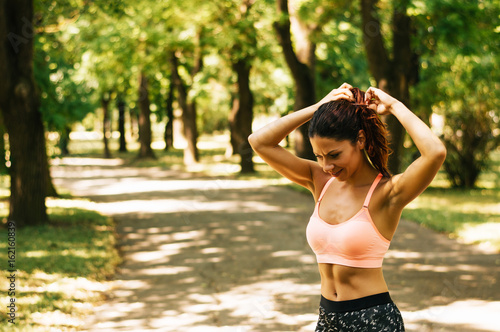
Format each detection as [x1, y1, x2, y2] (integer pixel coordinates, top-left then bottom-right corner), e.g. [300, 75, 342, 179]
[318, 189, 368, 225]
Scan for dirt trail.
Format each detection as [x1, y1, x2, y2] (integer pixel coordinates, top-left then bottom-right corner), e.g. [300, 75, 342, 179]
[52, 158, 500, 332]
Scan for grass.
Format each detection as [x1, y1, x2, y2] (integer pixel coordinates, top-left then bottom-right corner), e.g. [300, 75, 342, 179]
[0, 197, 121, 331]
[402, 152, 500, 251]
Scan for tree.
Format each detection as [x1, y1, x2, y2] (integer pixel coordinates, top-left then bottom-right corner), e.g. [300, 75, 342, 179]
[360, 0, 419, 174]
[0, 121, 8, 175]
[101, 93, 112, 158]
[34, 3, 96, 158]
[212, 0, 258, 173]
[273, 0, 318, 160]
[170, 49, 202, 165]
[137, 71, 156, 159]
[164, 78, 174, 151]
[32, 1, 99, 196]
[230, 58, 255, 173]
[430, 56, 499, 188]
[440, 72, 499, 188]
[75, 1, 140, 157]
[115, 0, 205, 164]
[0, 0, 49, 226]
[117, 98, 128, 152]
[273, 0, 350, 160]
[411, 0, 500, 187]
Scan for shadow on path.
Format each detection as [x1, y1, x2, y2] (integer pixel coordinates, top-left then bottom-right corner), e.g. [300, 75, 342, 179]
[52, 158, 500, 332]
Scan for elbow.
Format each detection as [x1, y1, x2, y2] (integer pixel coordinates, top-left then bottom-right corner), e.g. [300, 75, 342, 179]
[435, 142, 447, 165]
[248, 132, 277, 152]
[423, 140, 446, 167]
[248, 133, 258, 150]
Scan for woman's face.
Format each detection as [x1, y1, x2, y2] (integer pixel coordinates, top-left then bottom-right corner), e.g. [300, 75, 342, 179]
[310, 135, 364, 181]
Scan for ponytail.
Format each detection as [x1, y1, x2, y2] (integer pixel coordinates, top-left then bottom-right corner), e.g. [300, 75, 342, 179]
[308, 87, 392, 177]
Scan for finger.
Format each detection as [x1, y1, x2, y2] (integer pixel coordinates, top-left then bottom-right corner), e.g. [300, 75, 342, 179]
[365, 87, 376, 103]
[343, 89, 354, 98]
[334, 91, 354, 101]
[364, 91, 371, 104]
[337, 88, 354, 100]
[335, 89, 354, 98]
[339, 82, 353, 90]
[326, 92, 351, 103]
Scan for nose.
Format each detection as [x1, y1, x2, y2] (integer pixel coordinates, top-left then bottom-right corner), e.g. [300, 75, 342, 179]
[323, 163, 334, 173]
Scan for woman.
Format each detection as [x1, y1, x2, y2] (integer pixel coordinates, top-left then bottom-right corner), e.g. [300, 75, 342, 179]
[248, 83, 446, 331]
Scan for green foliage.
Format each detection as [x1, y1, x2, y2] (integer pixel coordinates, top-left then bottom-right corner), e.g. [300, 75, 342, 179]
[0, 197, 120, 330]
[439, 56, 499, 188]
[315, 12, 371, 95]
[35, 34, 96, 132]
[33, 0, 500, 182]
[412, 0, 500, 188]
[33, 1, 99, 147]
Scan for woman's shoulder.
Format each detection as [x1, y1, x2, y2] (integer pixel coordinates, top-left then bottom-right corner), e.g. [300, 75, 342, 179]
[372, 174, 403, 210]
[311, 168, 333, 202]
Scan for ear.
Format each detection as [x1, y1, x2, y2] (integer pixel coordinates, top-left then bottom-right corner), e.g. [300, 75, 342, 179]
[357, 130, 366, 150]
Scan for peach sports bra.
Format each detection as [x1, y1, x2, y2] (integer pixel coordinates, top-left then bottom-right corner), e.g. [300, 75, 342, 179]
[306, 173, 390, 268]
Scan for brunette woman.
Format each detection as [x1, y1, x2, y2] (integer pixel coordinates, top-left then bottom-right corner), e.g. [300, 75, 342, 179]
[248, 83, 446, 331]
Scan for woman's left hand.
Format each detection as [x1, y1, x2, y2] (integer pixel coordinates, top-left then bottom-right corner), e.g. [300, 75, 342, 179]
[364, 87, 400, 115]
[316, 82, 354, 106]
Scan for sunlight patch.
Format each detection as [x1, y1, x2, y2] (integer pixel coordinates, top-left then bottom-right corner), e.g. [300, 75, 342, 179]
[458, 222, 500, 253]
[32, 310, 83, 327]
[402, 300, 500, 331]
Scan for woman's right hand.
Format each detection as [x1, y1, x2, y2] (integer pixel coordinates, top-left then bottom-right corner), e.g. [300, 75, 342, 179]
[316, 82, 354, 106]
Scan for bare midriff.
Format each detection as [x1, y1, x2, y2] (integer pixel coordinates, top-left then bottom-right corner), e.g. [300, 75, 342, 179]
[318, 263, 389, 301]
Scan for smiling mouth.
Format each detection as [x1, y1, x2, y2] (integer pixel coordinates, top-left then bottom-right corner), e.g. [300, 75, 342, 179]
[331, 169, 342, 177]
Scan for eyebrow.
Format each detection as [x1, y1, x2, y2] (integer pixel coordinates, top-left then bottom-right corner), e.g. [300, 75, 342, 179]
[313, 149, 339, 156]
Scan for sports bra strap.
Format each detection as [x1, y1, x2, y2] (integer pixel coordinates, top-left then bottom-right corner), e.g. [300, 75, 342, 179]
[318, 177, 336, 202]
[318, 173, 383, 205]
[363, 173, 383, 207]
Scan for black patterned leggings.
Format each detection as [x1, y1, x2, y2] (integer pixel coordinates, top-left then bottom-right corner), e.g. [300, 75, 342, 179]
[315, 293, 405, 331]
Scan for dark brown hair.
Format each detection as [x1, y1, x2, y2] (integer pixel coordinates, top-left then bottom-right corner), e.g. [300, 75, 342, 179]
[308, 88, 391, 177]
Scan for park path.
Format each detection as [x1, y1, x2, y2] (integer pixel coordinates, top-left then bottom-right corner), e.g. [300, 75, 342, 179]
[51, 157, 500, 332]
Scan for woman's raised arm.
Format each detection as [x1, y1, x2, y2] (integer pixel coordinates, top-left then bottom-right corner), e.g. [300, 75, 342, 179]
[248, 84, 354, 191]
[365, 87, 447, 208]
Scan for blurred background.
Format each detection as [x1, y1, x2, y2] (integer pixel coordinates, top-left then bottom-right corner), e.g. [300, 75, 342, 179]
[0, 0, 499, 331]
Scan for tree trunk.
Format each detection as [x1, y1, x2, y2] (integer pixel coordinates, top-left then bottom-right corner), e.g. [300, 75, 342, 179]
[0, 0, 48, 226]
[58, 126, 70, 156]
[117, 98, 127, 152]
[0, 123, 8, 175]
[164, 78, 174, 151]
[274, 0, 316, 160]
[228, 92, 238, 157]
[183, 104, 199, 165]
[230, 59, 255, 173]
[170, 53, 199, 165]
[45, 157, 58, 198]
[137, 72, 156, 159]
[360, 0, 418, 174]
[129, 107, 138, 141]
[101, 95, 112, 158]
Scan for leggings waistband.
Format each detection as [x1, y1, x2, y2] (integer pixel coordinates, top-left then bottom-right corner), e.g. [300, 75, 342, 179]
[320, 292, 393, 313]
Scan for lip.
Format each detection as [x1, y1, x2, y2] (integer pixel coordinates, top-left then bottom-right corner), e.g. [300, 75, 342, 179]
[331, 169, 342, 177]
